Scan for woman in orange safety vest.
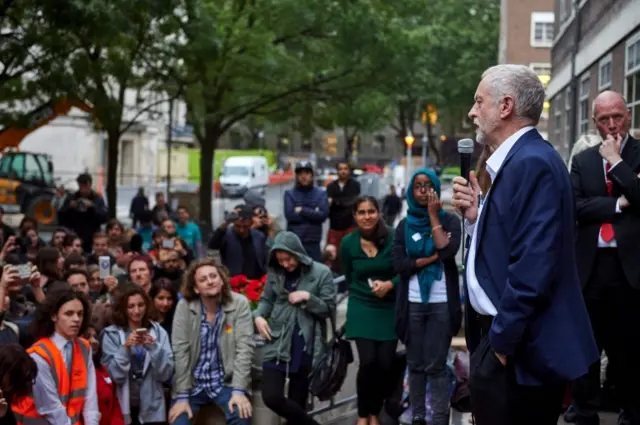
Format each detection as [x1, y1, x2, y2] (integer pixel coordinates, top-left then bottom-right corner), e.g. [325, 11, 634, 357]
[11, 288, 100, 425]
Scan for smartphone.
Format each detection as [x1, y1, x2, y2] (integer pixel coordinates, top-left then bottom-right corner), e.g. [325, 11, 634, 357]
[135, 328, 148, 335]
[368, 278, 374, 288]
[17, 264, 31, 280]
[162, 239, 175, 249]
[98, 256, 111, 279]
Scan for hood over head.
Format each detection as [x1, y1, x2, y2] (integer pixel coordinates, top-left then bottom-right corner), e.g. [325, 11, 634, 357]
[268, 231, 313, 271]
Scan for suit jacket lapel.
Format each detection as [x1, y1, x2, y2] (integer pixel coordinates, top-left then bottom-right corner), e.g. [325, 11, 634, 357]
[587, 148, 608, 196]
[475, 129, 536, 250]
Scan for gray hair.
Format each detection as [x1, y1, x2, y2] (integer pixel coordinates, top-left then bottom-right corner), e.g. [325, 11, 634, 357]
[567, 131, 602, 170]
[481, 64, 546, 125]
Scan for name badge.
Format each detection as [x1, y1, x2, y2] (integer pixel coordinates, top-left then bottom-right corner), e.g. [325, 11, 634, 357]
[412, 233, 422, 242]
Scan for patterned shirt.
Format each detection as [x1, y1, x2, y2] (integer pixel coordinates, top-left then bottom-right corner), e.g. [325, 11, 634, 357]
[191, 302, 225, 399]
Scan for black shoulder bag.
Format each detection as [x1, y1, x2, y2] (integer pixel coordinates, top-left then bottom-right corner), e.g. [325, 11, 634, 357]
[308, 316, 354, 401]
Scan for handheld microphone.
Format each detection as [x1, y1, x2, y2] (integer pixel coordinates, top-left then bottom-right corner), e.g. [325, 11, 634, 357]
[457, 138, 475, 183]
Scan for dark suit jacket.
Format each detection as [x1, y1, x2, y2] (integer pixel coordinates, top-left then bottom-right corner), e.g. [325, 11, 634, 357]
[392, 212, 462, 344]
[467, 128, 598, 386]
[570, 136, 640, 288]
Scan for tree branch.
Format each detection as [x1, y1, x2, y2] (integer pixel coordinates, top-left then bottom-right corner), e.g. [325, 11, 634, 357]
[220, 69, 353, 133]
[119, 86, 184, 136]
[272, 27, 327, 45]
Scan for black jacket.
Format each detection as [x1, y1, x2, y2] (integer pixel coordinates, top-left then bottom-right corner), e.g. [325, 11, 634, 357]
[392, 212, 462, 343]
[58, 191, 108, 252]
[571, 136, 640, 288]
[326, 178, 361, 230]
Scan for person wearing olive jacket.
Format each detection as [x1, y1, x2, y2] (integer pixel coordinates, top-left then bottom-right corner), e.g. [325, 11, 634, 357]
[253, 231, 336, 425]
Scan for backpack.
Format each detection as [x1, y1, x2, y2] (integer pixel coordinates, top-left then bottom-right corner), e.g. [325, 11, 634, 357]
[308, 317, 354, 401]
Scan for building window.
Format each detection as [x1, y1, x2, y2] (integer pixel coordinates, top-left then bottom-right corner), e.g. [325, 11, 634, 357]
[627, 31, 640, 130]
[564, 87, 572, 148]
[598, 54, 612, 91]
[579, 74, 590, 135]
[558, 0, 569, 23]
[554, 97, 563, 147]
[530, 63, 552, 87]
[531, 12, 554, 48]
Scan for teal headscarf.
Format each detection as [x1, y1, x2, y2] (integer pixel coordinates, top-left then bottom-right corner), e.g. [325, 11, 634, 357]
[404, 168, 446, 303]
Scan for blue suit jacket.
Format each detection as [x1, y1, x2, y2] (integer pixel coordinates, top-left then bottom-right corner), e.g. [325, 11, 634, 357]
[470, 129, 598, 385]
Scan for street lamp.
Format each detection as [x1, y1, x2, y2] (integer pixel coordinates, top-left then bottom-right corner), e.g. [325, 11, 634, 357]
[258, 131, 264, 151]
[405, 133, 415, 183]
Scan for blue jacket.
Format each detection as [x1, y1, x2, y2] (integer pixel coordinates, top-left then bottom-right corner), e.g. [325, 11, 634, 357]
[467, 129, 598, 386]
[284, 186, 329, 244]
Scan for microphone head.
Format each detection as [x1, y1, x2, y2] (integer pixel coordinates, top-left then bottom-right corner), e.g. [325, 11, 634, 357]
[457, 138, 475, 154]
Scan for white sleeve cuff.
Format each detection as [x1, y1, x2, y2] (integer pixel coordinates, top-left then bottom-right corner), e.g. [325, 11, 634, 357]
[609, 159, 623, 171]
[464, 219, 476, 235]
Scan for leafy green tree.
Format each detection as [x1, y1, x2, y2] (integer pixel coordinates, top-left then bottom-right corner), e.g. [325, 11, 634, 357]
[171, 0, 396, 224]
[0, 1, 69, 116]
[368, 0, 500, 163]
[26, 0, 180, 216]
[312, 91, 394, 158]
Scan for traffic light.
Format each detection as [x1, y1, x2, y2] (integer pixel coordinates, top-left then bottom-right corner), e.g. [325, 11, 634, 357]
[324, 134, 337, 155]
[427, 105, 437, 125]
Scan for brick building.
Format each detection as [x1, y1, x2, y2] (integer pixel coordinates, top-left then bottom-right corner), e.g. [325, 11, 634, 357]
[547, 0, 640, 160]
[499, 0, 555, 139]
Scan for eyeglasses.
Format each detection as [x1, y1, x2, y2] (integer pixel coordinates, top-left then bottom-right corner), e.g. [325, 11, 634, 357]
[413, 183, 434, 191]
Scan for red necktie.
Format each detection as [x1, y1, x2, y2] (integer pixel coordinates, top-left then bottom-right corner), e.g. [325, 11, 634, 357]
[600, 162, 615, 242]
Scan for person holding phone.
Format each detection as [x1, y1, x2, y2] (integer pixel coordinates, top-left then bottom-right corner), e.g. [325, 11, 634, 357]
[0, 344, 38, 425]
[101, 285, 174, 425]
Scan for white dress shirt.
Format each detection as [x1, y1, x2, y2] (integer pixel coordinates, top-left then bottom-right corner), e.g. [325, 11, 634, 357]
[597, 134, 628, 248]
[465, 126, 535, 316]
[31, 332, 101, 425]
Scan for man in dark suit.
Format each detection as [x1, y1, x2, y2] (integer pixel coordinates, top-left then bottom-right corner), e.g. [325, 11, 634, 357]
[570, 90, 640, 425]
[451, 64, 598, 425]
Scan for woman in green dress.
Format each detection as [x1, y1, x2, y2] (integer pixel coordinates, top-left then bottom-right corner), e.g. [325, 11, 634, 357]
[340, 195, 399, 425]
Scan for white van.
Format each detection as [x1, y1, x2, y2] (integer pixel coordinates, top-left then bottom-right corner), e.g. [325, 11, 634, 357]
[219, 156, 269, 198]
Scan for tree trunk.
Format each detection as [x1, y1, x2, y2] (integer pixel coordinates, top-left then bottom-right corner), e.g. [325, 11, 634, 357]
[106, 130, 120, 218]
[426, 119, 441, 165]
[199, 123, 220, 228]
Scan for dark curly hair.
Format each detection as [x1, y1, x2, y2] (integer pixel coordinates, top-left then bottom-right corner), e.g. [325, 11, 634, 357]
[111, 284, 153, 329]
[180, 257, 232, 304]
[0, 343, 37, 401]
[31, 288, 92, 340]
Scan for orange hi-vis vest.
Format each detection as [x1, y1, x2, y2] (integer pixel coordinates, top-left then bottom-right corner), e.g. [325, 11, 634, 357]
[11, 337, 91, 425]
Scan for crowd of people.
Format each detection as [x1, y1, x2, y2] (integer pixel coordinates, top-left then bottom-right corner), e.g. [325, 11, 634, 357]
[1, 62, 636, 425]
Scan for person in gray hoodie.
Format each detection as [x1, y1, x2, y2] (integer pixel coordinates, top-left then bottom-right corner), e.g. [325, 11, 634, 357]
[101, 284, 174, 425]
[254, 231, 336, 425]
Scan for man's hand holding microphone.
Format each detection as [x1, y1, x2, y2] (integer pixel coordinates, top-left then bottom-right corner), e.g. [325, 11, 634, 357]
[452, 171, 482, 225]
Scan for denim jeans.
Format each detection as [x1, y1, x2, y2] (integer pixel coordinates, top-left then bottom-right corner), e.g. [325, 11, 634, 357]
[171, 386, 251, 425]
[406, 302, 452, 425]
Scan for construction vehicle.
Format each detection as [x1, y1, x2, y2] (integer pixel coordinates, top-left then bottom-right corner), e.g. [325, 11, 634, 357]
[0, 98, 94, 225]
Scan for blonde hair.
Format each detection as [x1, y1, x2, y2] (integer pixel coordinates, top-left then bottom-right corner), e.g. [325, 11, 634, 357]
[568, 132, 602, 170]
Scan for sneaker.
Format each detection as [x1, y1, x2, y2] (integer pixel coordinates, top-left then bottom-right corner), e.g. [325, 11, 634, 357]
[563, 404, 577, 423]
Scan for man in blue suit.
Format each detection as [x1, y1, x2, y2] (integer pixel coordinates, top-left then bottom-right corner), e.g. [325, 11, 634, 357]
[451, 64, 598, 425]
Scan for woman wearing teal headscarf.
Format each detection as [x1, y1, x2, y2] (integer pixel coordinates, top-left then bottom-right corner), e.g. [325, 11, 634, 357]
[391, 168, 462, 425]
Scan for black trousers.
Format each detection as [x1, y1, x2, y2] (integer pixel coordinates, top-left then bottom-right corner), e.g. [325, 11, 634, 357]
[354, 338, 397, 418]
[572, 249, 640, 425]
[469, 318, 564, 425]
[261, 365, 319, 425]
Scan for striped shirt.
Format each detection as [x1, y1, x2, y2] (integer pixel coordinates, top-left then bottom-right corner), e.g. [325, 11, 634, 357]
[191, 302, 225, 399]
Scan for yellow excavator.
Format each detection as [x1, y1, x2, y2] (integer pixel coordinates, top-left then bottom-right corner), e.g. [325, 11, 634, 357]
[0, 98, 94, 225]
